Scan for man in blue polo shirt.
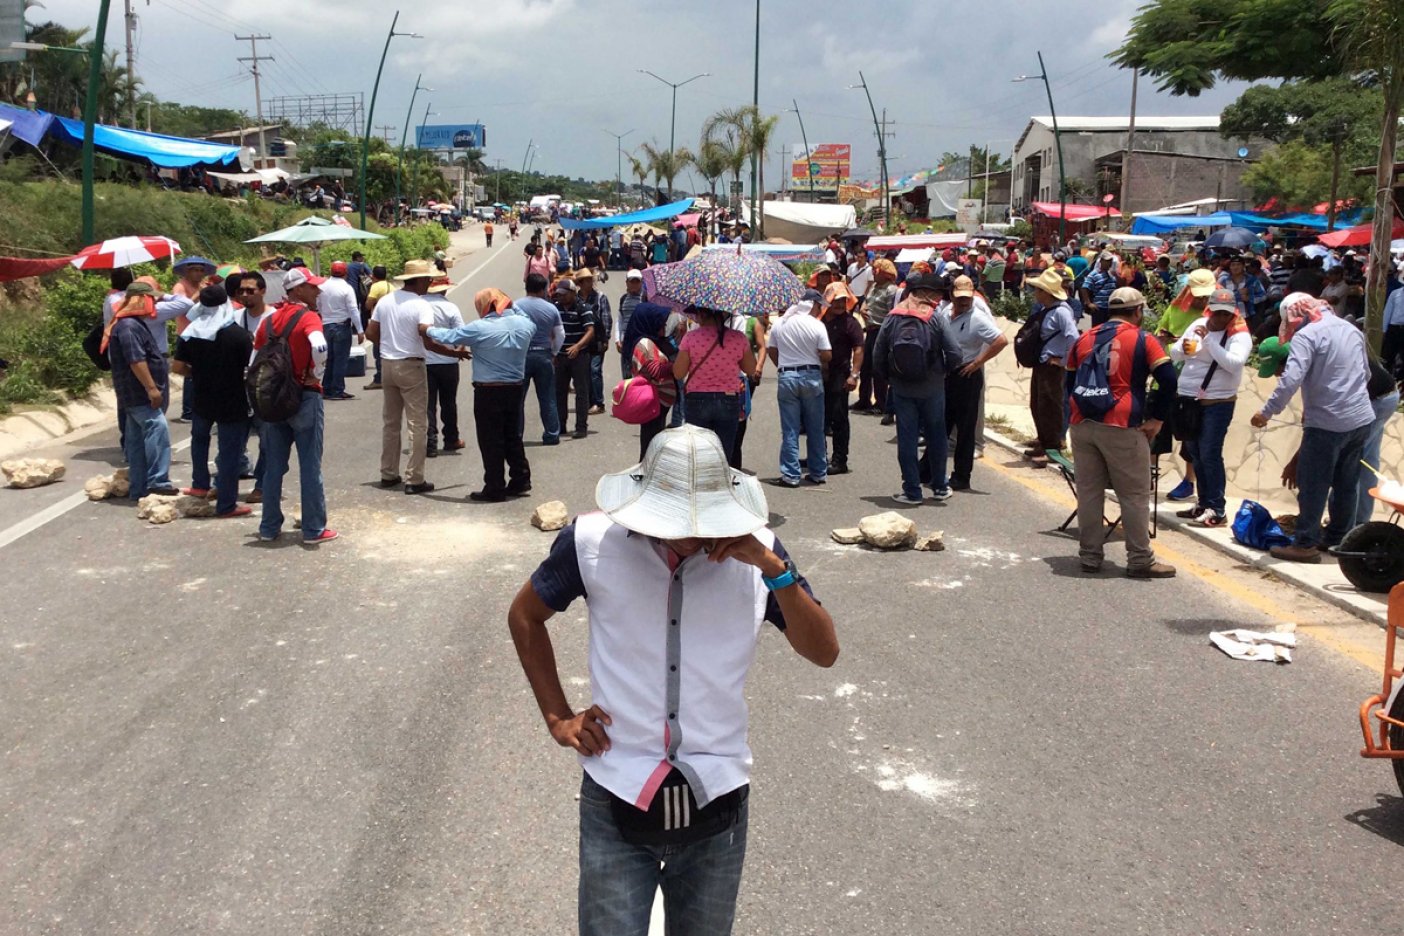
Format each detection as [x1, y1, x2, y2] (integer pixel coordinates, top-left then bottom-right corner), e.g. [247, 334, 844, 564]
[1079, 252, 1118, 326]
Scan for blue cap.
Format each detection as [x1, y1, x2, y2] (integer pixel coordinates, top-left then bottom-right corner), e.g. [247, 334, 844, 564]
[173, 255, 214, 271]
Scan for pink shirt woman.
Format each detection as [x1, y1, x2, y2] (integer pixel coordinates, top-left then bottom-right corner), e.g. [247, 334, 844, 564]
[676, 323, 751, 393]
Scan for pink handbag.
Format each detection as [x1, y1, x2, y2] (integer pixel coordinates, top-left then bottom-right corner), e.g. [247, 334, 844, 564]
[611, 376, 661, 425]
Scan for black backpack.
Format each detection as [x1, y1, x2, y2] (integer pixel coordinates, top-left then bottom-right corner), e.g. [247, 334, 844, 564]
[83, 321, 112, 371]
[245, 309, 307, 422]
[1013, 306, 1053, 368]
[889, 315, 934, 381]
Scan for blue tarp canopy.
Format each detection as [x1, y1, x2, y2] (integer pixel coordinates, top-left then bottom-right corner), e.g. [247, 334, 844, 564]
[1129, 212, 1234, 235]
[0, 103, 54, 147]
[0, 102, 242, 170]
[559, 197, 695, 230]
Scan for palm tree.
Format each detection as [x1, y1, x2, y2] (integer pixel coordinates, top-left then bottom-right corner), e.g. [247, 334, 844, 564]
[454, 147, 488, 176]
[1331, 0, 1404, 352]
[625, 151, 649, 205]
[691, 138, 729, 209]
[746, 110, 781, 237]
[640, 141, 693, 205]
[702, 105, 779, 235]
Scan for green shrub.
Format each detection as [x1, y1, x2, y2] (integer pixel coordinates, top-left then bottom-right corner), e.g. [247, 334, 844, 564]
[991, 289, 1032, 322]
[0, 315, 99, 408]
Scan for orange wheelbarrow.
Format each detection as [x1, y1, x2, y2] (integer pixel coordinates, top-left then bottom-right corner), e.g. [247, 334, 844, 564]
[1331, 487, 1404, 594]
[1359, 582, 1404, 793]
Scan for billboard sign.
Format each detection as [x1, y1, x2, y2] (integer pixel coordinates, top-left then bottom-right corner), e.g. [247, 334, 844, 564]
[416, 124, 487, 150]
[790, 143, 850, 190]
[0, 0, 25, 64]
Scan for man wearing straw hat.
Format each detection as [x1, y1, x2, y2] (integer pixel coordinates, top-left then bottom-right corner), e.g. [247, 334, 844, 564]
[508, 425, 838, 935]
[1024, 267, 1080, 467]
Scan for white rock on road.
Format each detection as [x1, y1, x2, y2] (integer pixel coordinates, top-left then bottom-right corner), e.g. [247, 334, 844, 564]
[830, 527, 865, 545]
[2, 457, 65, 489]
[146, 502, 179, 524]
[173, 494, 216, 518]
[859, 511, 919, 550]
[84, 475, 114, 501]
[915, 532, 945, 552]
[531, 500, 569, 531]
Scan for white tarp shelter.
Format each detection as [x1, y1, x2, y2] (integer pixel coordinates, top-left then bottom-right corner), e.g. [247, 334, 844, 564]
[740, 200, 857, 243]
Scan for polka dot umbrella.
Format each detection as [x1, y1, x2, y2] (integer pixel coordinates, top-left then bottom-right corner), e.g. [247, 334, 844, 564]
[641, 246, 804, 320]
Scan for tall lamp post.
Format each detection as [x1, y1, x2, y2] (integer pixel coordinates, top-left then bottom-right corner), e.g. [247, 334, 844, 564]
[850, 72, 889, 231]
[1013, 51, 1066, 242]
[787, 99, 816, 201]
[636, 69, 709, 162]
[359, 11, 422, 230]
[409, 103, 436, 210]
[395, 74, 433, 224]
[603, 128, 635, 207]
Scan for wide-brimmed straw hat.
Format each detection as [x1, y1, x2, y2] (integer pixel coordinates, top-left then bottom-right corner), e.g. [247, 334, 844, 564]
[1029, 267, 1068, 301]
[394, 258, 436, 282]
[595, 425, 769, 539]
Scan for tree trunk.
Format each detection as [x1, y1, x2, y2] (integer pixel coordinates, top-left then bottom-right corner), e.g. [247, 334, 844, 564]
[1365, 79, 1401, 355]
[1327, 138, 1342, 233]
[757, 161, 765, 238]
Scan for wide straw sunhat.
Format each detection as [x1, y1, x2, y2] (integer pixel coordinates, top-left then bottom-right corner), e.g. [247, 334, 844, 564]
[595, 425, 769, 539]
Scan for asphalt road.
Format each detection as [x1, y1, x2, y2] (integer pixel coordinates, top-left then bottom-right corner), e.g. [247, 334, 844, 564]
[2, 227, 1402, 935]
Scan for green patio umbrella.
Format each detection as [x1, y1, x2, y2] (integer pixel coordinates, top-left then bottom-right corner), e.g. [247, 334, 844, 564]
[245, 216, 387, 275]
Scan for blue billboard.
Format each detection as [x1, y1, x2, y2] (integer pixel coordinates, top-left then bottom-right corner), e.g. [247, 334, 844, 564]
[416, 124, 487, 150]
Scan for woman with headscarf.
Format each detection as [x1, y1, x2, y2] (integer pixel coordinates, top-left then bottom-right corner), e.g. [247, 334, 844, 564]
[173, 284, 254, 518]
[673, 306, 756, 463]
[622, 302, 678, 459]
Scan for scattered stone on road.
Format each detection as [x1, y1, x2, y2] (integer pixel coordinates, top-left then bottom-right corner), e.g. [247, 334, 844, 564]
[830, 527, 865, 545]
[173, 494, 215, 518]
[531, 500, 569, 531]
[915, 532, 945, 552]
[858, 511, 918, 549]
[2, 457, 65, 489]
[146, 502, 179, 524]
[83, 467, 130, 501]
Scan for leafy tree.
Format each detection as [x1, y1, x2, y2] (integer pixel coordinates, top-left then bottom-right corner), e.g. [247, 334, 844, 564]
[691, 139, 729, 208]
[1219, 77, 1382, 226]
[639, 141, 692, 204]
[1239, 140, 1372, 207]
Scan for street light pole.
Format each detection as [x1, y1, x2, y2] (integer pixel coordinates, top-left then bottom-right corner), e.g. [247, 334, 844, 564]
[1014, 52, 1067, 242]
[788, 99, 816, 201]
[604, 128, 635, 208]
[359, 11, 422, 230]
[750, 0, 759, 235]
[636, 70, 709, 163]
[851, 72, 889, 231]
[409, 102, 435, 209]
[520, 138, 533, 174]
[396, 73, 433, 224]
[82, 0, 113, 243]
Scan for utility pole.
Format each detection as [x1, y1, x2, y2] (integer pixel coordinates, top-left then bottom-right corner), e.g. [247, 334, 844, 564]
[779, 145, 788, 195]
[750, 0, 760, 236]
[1119, 66, 1139, 225]
[123, 0, 136, 127]
[375, 124, 395, 143]
[852, 72, 892, 230]
[235, 34, 273, 169]
[789, 99, 816, 201]
[495, 158, 502, 203]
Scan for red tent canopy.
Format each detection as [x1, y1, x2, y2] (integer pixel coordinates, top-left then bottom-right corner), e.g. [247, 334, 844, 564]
[1316, 216, 1404, 248]
[1030, 200, 1113, 222]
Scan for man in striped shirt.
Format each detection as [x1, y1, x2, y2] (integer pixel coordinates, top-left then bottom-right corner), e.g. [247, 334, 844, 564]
[552, 278, 597, 439]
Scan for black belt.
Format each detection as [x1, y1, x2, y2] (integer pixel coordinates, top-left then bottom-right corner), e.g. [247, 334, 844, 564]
[474, 381, 523, 388]
[779, 364, 821, 372]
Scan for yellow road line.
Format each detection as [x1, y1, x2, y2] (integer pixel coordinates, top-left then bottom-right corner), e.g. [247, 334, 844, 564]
[982, 454, 1382, 671]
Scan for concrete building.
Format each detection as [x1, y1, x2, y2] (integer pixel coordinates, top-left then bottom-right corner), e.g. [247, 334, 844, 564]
[1011, 116, 1272, 216]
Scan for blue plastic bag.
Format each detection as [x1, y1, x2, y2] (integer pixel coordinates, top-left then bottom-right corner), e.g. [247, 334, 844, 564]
[1231, 499, 1292, 550]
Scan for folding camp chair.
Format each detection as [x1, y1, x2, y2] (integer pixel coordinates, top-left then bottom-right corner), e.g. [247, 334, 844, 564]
[1046, 449, 1159, 540]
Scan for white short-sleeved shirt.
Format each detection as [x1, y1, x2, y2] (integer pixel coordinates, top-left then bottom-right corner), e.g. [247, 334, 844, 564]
[422, 295, 466, 365]
[371, 289, 435, 360]
[767, 311, 831, 367]
[938, 299, 1003, 365]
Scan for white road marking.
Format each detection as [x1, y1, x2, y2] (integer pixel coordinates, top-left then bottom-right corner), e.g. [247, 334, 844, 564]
[445, 236, 517, 305]
[0, 435, 194, 552]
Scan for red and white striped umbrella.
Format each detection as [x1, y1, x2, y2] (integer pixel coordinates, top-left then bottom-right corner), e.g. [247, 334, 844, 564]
[70, 235, 181, 270]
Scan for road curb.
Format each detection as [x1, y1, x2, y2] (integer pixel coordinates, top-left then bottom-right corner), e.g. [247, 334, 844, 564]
[981, 426, 1388, 628]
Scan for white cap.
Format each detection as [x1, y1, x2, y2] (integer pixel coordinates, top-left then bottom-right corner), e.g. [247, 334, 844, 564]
[626, 269, 643, 280]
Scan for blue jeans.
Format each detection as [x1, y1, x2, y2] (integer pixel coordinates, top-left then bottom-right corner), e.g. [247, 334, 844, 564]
[122, 403, 172, 499]
[685, 391, 741, 463]
[322, 321, 353, 397]
[1295, 423, 1370, 548]
[259, 391, 327, 541]
[578, 773, 748, 936]
[670, 382, 687, 427]
[590, 351, 606, 408]
[892, 389, 947, 499]
[777, 369, 827, 481]
[191, 415, 251, 514]
[1182, 399, 1236, 515]
[1357, 391, 1400, 524]
[241, 417, 266, 492]
[521, 349, 560, 443]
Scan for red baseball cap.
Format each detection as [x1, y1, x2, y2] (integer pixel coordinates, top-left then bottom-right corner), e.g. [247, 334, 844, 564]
[330, 260, 348, 275]
[284, 266, 326, 289]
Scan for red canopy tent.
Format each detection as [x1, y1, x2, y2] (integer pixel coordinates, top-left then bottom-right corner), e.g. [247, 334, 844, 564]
[1316, 216, 1404, 248]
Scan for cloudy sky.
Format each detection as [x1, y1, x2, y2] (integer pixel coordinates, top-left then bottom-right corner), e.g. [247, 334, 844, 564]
[42, 0, 1250, 186]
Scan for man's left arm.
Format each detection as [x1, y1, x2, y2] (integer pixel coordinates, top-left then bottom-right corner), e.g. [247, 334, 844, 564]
[706, 535, 838, 667]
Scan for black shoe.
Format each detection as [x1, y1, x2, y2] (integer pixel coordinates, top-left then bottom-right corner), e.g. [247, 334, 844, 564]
[426, 448, 438, 458]
[950, 479, 970, 491]
[880, 414, 895, 426]
[572, 429, 588, 439]
[505, 484, 532, 497]
[148, 484, 179, 496]
[829, 463, 850, 475]
[542, 437, 560, 446]
[469, 490, 507, 502]
[804, 475, 826, 485]
[404, 482, 436, 495]
[379, 475, 403, 488]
